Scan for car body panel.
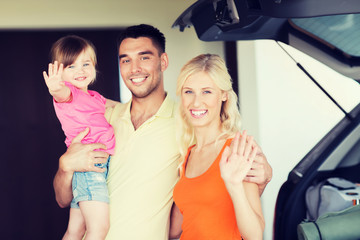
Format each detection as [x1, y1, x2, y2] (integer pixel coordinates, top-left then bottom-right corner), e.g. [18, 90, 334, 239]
[173, 0, 360, 80]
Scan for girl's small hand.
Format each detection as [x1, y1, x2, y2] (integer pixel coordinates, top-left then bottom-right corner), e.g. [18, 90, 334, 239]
[43, 61, 65, 93]
[220, 130, 258, 186]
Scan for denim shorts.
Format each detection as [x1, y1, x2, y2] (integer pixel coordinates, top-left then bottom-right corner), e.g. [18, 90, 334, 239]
[70, 156, 110, 208]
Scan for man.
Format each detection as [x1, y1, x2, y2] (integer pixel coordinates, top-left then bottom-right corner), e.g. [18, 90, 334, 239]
[53, 24, 272, 239]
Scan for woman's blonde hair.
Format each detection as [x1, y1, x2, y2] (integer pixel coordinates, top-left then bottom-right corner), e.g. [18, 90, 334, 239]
[176, 54, 242, 166]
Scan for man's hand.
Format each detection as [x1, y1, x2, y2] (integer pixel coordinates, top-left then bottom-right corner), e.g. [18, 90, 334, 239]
[60, 127, 109, 173]
[53, 128, 109, 207]
[244, 140, 272, 195]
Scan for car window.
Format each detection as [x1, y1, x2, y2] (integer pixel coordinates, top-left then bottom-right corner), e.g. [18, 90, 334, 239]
[290, 14, 360, 57]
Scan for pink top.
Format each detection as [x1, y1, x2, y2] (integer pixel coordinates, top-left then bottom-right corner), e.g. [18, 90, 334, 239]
[53, 82, 115, 155]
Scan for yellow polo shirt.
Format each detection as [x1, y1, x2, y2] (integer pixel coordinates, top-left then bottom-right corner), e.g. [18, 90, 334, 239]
[105, 95, 180, 240]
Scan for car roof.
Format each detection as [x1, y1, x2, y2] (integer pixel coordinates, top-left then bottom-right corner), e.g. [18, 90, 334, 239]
[173, 0, 360, 80]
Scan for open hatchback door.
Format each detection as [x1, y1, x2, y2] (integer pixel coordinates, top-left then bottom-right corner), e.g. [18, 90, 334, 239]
[173, 1, 360, 239]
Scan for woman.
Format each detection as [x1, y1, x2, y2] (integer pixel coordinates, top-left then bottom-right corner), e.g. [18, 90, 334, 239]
[170, 54, 265, 240]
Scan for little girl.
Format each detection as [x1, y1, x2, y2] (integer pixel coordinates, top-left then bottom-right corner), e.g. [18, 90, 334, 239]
[43, 35, 116, 240]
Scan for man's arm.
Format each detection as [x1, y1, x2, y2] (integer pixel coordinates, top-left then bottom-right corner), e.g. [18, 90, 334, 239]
[169, 203, 183, 239]
[53, 159, 74, 208]
[53, 128, 109, 207]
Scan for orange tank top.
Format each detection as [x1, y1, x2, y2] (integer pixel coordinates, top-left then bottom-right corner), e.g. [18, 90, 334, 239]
[173, 139, 242, 240]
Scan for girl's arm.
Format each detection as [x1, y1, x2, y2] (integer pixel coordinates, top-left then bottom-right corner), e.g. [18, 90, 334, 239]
[43, 61, 71, 103]
[220, 131, 265, 240]
[169, 203, 183, 239]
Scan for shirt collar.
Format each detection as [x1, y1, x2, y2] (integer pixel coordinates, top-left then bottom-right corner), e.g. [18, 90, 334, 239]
[154, 94, 176, 118]
[123, 93, 176, 119]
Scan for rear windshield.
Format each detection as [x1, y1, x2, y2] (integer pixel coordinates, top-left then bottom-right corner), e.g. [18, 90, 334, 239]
[291, 14, 360, 57]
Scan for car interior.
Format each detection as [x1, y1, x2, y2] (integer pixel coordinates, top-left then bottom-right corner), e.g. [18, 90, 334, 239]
[173, 0, 360, 239]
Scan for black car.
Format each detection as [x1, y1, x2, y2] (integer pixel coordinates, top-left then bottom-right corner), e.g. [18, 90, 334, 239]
[173, 1, 360, 239]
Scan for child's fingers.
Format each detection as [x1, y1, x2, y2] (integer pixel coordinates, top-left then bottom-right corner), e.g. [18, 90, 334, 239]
[58, 63, 64, 75]
[43, 71, 49, 81]
[53, 61, 58, 75]
[48, 63, 53, 76]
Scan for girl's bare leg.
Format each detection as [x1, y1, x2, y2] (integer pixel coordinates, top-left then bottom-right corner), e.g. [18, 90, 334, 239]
[62, 208, 86, 240]
[79, 201, 109, 240]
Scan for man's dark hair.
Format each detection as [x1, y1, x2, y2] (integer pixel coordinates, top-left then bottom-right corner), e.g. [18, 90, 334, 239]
[117, 24, 166, 55]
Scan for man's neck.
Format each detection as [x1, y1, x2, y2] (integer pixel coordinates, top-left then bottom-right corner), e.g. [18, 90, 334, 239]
[130, 91, 166, 130]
